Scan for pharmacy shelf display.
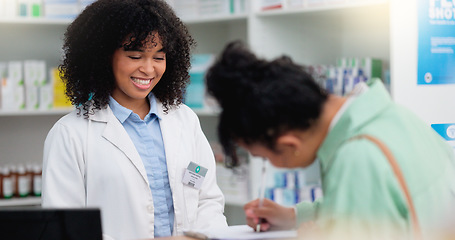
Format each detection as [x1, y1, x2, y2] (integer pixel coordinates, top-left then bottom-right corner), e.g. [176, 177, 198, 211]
[0, 0, 390, 212]
[0, 196, 41, 208]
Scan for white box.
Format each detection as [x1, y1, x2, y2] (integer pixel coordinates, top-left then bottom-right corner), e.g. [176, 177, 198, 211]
[307, 0, 325, 7]
[0, 62, 7, 109]
[2, 0, 18, 18]
[24, 60, 40, 109]
[325, 0, 347, 5]
[0, 1, 5, 18]
[1, 78, 14, 110]
[199, 0, 230, 16]
[1, 80, 25, 110]
[39, 82, 53, 110]
[43, 0, 77, 3]
[35, 60, 47, 86]
[44, 2, 79, 19]
[25, 85, 39, 110]
[172, 0, 198, 19]
[6, 61, 26, 110]
[233, 0, 248, 14]
[286, 0, 304, 8]
[24, 60, 38, 87]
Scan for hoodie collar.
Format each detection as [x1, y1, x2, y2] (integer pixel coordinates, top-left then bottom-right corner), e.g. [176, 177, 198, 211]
[317, 79, 392, 172]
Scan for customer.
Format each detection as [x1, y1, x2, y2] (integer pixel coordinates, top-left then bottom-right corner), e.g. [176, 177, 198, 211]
[42, 1, 227, 239]
[205, 41, 455, 239]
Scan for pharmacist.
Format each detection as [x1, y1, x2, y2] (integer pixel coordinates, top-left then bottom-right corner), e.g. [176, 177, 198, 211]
[41, 0, 227, 239]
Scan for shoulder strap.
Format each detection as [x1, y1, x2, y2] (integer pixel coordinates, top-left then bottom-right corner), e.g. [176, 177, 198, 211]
[350, 134, 422, 240]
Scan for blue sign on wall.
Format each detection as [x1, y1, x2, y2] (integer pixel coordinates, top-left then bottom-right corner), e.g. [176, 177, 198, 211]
[418, 0, 455, 84]
[431, 123, 455, 141]
[431, 123, 455, 154]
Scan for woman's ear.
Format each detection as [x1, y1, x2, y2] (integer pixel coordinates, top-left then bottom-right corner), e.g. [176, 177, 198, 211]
[276, 133, 302, 155]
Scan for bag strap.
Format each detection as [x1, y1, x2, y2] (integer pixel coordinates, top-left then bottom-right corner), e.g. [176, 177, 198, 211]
[350, 134, 422, 239]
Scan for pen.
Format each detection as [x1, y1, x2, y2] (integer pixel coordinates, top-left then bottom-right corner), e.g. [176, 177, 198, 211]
[256, 158, 267, 232]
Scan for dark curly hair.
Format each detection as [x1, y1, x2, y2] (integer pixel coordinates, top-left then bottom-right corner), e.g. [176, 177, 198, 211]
[60, 0, 195, 115]
[206, 41, 329, 166]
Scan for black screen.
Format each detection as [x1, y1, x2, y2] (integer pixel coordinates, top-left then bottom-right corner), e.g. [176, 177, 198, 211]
[0, 208, 102, 240]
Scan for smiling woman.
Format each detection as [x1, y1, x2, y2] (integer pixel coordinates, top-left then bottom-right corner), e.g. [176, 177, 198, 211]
[41, 0, 228, 239]
[111, 33, 167, 118]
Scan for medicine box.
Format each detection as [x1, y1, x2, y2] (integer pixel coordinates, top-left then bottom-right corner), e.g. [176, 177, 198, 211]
[44, 0, 79, 19]
[3, 61, 26, 110]
[50, 67, 72, 108]
[185, 54, 215, 109]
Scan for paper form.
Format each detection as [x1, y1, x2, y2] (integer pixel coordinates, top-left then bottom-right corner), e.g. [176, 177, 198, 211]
[183, 224, 297, 240]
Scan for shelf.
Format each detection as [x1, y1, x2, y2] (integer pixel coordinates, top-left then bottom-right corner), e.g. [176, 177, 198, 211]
[0, 1, 392, 227]
[0, 108, 218, 117]
[0, 196, 41, 207]
[0, 17, 71, 25]
[184, 14, 248, 24]
[0, 14, 248, 26]
[256, 0, 388, 17]
[193, 108, 220, 117]
[0, 108, 73, 116]
[225, 199, 248, 207]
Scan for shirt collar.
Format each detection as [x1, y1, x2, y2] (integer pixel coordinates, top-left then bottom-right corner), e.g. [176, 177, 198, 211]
[147, 93, 162, 121]
[109, 93, 161, 123]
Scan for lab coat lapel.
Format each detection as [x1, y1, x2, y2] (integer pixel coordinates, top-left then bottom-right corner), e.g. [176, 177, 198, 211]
[157, 102, 183, 192]
[98, 107, 149, 184]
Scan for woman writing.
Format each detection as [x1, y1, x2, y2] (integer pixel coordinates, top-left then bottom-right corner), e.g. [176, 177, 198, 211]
[206, 41, 455, 239]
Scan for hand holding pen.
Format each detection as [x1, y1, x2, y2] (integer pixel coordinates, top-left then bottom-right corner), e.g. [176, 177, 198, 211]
[243, 158, 298, 232]
[244, 198, 297, 232]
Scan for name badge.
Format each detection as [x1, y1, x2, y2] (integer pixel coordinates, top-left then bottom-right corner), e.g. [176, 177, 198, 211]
[182, 162, 207, 190]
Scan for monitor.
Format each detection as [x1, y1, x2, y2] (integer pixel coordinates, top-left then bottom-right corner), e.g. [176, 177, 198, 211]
[0, 208, 102, 240]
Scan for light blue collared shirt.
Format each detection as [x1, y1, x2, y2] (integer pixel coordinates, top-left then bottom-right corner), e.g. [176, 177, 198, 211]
[109, 94, 174, 237]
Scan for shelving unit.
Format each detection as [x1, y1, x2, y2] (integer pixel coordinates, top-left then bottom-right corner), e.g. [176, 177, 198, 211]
[0, 1, 391, 220]
[0, 109, 72, 116]
[184, 13, 248, 24]
[256, 0, 387, 16]
[0, 18, 71, 24]
[0, 197, 41, 208]
[249, 1, 389, 68]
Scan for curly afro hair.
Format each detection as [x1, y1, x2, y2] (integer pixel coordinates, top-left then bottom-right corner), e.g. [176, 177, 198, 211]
[206, 41, 328, 166]
[60, 0, 195, 115]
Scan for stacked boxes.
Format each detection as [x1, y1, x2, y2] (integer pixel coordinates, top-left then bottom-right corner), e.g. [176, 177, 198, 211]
[0, 0, 96, 19]
[309, 57, 383, 96]
[0, 0, 244, 20]
[0, 61, 71, 111]
[1, 62, 25, 110]
[17, 0, 43, 17]
[170, 0, 248, 19]
[0, 0, 18, 18]
[185, 54, 216, 110]
[260, 0, 380, 11]
[264, 170, 323, 206]
[44, 0, 79, 19]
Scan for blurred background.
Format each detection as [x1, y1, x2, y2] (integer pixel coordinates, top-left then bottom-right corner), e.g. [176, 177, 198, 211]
[0, 0, 454, 226]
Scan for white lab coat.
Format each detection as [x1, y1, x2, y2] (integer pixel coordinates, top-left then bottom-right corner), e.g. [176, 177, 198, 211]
[41, 101, 227, 240]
